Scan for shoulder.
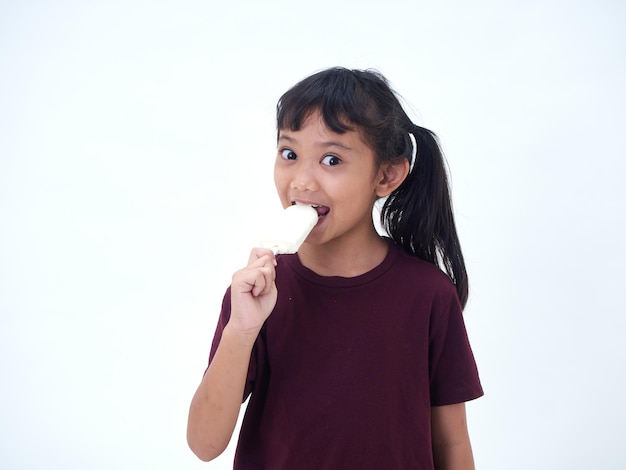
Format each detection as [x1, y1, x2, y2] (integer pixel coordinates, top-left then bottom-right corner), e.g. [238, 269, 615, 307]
[383, 243, 463, 323]
[389, 242, 457, 294]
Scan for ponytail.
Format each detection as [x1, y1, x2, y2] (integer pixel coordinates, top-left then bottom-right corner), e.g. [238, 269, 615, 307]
[381, 124, 469, 308]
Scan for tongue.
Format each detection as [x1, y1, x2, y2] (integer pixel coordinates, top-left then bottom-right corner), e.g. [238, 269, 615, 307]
[315, 206, 330, 216]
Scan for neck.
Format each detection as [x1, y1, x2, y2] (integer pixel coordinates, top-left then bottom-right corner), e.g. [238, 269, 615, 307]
[297, 231, 389, 277]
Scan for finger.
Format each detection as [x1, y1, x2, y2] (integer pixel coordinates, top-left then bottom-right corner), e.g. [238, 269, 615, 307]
[248, 248, 277, 266]
[251, 266, 276, 297]
[233, 264, 274, 297]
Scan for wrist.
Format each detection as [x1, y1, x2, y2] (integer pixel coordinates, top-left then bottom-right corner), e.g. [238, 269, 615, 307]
[222, 321, 261, 349]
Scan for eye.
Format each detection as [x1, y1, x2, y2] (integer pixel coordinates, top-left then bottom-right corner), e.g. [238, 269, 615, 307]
[321, 155, 341, 166]
[280, 149, 297, 160]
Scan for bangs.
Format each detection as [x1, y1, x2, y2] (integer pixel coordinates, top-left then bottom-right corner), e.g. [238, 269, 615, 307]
[276, 68, 381, 135]
[276, 67, 407, 163]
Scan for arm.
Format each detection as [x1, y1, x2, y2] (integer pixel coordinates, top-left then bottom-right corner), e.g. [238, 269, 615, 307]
[431, 403, 475, 470]
[187, 249, 278, 462]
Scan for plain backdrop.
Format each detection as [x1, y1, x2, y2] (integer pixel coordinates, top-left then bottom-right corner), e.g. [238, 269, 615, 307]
[1, 0, 625, 468]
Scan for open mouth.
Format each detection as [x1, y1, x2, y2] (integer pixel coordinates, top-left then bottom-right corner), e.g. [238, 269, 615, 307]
[312, 205, 330, 217]
[292, 202, 329, 218]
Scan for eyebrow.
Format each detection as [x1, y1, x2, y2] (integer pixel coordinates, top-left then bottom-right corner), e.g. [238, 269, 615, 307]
[278, 134, 353, 151]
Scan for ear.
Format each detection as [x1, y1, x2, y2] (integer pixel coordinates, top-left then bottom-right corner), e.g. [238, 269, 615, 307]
[375, 159, 410, 197]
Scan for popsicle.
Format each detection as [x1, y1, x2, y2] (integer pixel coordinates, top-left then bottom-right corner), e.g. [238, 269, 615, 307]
[259, 204, 319, 254]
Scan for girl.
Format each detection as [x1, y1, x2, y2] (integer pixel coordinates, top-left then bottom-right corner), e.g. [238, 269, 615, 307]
[187, 67, 483, 469]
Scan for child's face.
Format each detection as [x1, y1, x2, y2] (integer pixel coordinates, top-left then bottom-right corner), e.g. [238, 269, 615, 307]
[274, 110, 384, 250]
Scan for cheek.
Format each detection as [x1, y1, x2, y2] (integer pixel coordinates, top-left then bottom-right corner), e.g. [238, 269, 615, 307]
[273, 168, 290, 203]
[273, 168, 286, 190]
[273, 161, 284, 185]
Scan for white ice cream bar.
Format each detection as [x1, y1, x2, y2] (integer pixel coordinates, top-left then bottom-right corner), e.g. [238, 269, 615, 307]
[259, 204, 318, 254]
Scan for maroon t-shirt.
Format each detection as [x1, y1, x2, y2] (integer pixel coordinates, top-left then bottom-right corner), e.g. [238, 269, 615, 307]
[209, 240, 483, 469]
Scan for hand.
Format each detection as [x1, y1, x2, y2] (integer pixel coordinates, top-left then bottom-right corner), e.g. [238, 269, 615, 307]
[228, 248, 278, 338]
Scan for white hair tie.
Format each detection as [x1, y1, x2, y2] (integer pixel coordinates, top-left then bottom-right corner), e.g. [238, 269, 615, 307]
[408, 133, 417, 173]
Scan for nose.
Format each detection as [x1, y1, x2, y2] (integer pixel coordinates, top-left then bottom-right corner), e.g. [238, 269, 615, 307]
[290, 161, 318, 192]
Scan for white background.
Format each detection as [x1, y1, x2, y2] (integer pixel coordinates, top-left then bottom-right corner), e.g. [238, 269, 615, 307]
[1, 1, 625, 468]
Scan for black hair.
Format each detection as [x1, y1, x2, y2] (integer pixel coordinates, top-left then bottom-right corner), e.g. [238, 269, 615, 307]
[276, 67, 468, 308]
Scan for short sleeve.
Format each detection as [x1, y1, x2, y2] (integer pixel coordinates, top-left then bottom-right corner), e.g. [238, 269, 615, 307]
[206, 287, 260, 402]
[428, 285, 483, 406]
